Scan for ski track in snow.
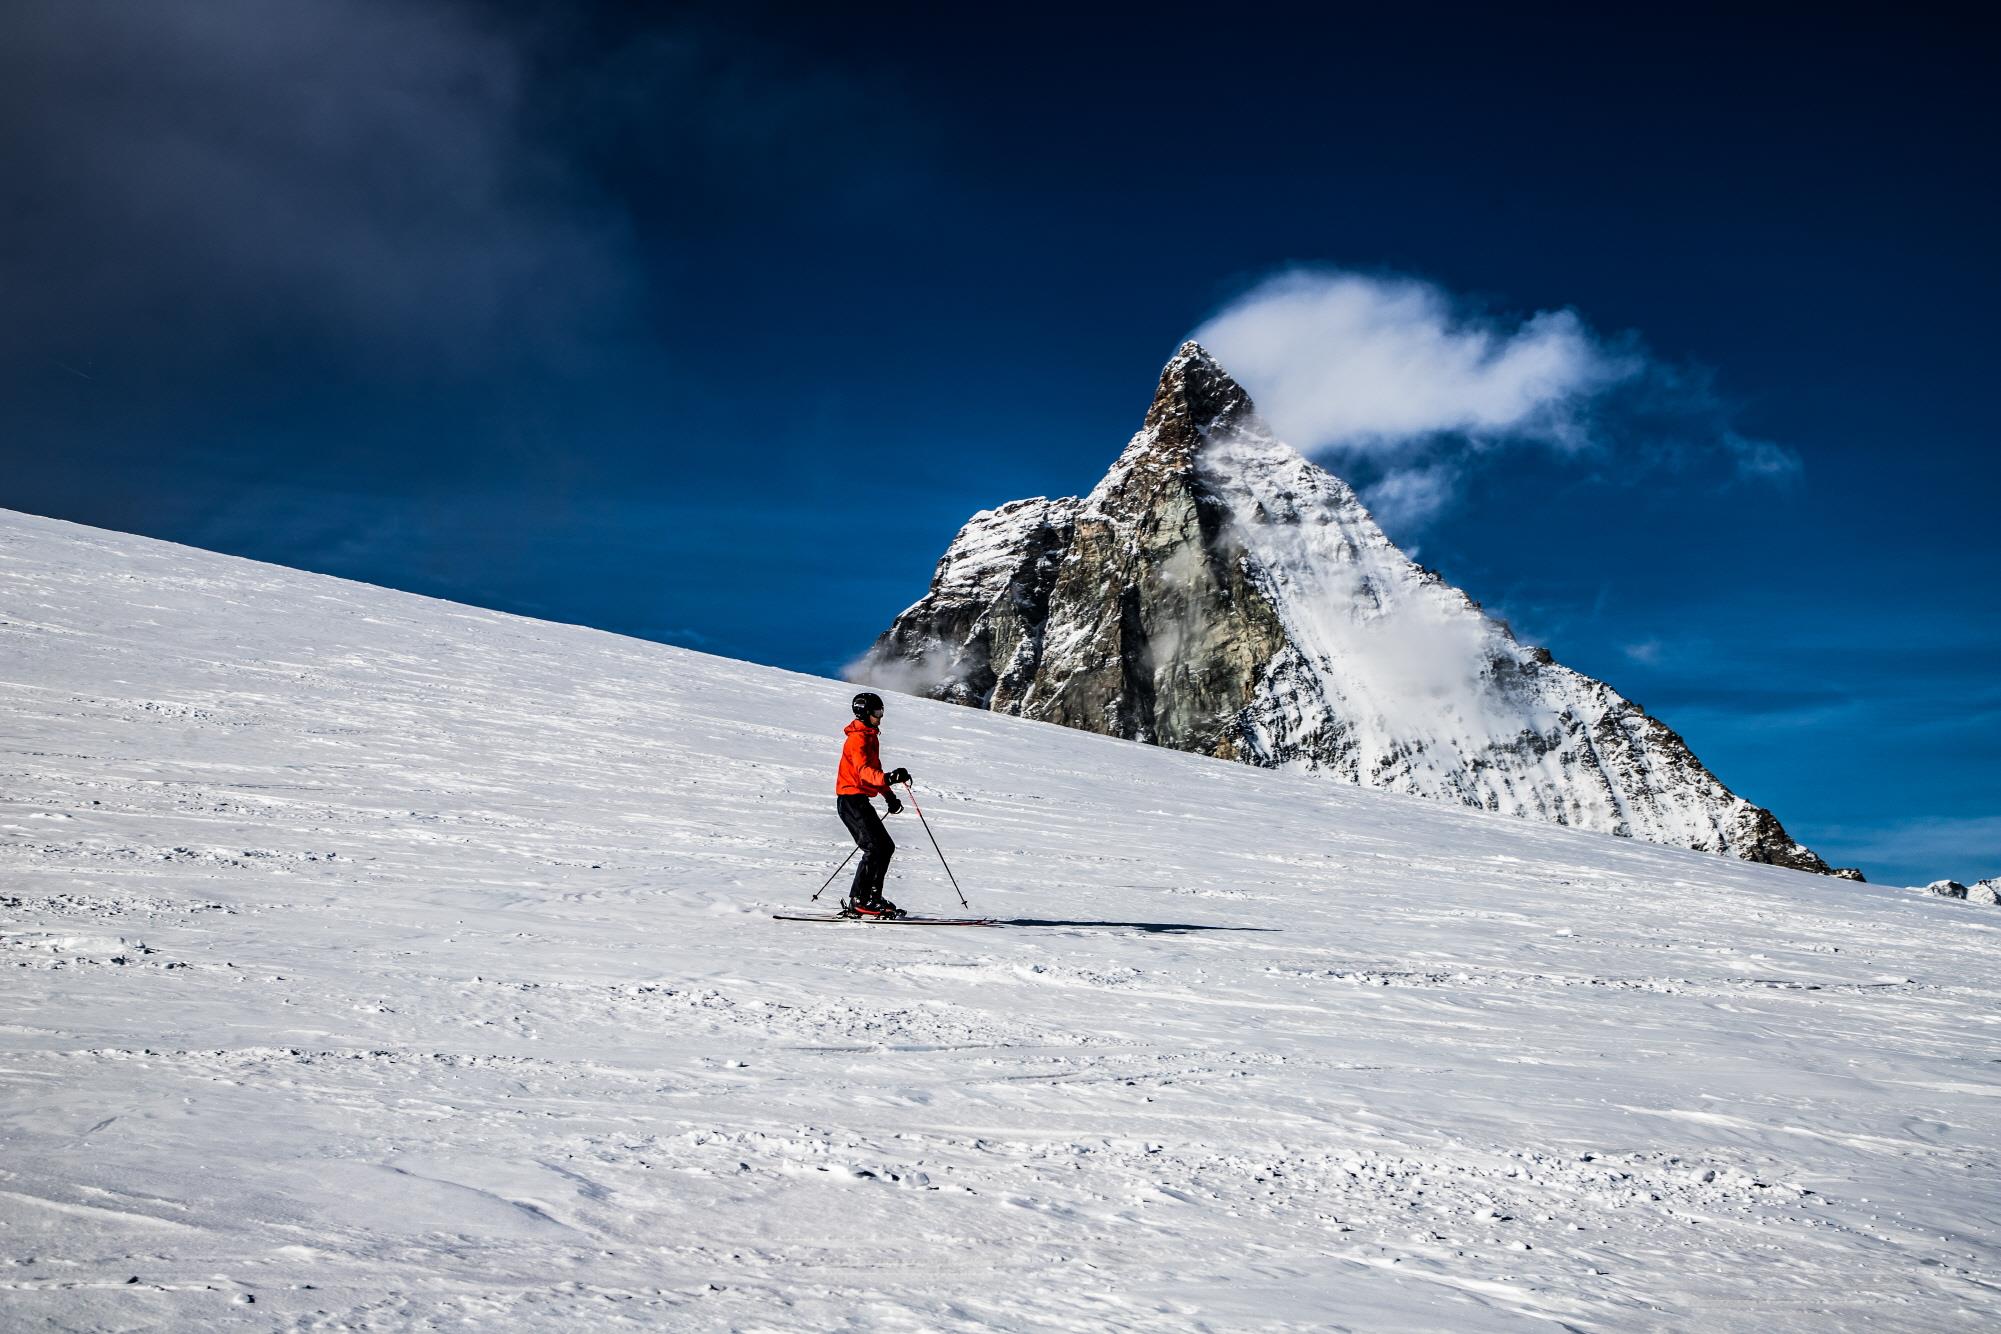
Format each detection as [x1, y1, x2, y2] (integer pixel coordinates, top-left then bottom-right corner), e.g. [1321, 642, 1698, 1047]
[2, 508, 1999, 1331]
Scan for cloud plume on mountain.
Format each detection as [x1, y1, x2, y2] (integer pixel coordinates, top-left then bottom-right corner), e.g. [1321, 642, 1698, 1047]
[1192, 268, 1800, 532]
[1193, 269, 1639, 456]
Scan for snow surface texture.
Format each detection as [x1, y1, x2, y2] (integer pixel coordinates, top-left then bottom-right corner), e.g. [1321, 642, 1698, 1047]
[864, 343, 1836, 875]
[3, 507, 1998, 1331]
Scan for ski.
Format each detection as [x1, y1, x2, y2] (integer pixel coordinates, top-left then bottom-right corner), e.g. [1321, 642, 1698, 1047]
[772, 912, 999, 927]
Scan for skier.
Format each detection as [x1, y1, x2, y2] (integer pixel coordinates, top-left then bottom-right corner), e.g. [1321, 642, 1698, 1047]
[836, 691, 912, 918]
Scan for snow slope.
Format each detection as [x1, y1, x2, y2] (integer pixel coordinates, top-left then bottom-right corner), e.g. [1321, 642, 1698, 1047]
[3, 508, 1998, 1331]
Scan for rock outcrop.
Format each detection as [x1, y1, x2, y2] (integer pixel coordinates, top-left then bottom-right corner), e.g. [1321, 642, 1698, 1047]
[857, 342, 1854, 877]
[1950, 878, 2001, 905]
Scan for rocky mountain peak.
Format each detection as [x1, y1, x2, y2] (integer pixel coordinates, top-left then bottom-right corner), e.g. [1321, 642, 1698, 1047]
[1140, 340, 1258, 450]
[857, 342, 1854, 879]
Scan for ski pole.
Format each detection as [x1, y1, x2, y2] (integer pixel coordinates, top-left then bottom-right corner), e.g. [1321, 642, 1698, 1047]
[901, 781, 969, 909]
[809, 845, 860, 902]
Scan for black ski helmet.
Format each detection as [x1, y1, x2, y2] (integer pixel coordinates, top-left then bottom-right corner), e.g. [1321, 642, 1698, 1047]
[851, 691, 885, 720]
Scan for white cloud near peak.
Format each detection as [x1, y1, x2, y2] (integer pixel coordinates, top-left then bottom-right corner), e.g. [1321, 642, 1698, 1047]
[1191, 266, 1804, 534]
[1194, 269, 1641, 457]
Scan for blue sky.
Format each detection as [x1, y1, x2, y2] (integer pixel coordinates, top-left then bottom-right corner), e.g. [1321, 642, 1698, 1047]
[2, 2, 1994, 886]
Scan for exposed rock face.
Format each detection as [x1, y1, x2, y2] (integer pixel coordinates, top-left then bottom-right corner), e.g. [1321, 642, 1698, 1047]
[1970, 879, 2001, 906]
[863, 497, 1081, 711]
[1012, 347, 1289, 757]
[1928, 880, 1971, 899]
[858, 341, 1852, 876]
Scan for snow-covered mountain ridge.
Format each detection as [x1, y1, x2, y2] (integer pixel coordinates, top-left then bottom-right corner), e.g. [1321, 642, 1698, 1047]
[862, 343, 1854, 878]
[3, 507, 1997, 1330]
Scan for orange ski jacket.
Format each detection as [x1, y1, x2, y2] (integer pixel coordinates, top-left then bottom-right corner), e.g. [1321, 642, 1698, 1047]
[836, 719, 891, 796]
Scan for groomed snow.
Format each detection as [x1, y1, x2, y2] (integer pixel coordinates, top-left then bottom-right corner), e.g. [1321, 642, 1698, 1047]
[3, 508, 1997, 1331]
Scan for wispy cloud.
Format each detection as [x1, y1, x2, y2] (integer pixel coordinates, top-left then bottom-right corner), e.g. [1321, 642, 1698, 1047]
[1723, 431, 1804, 481]
[1361, 463, 1462, 532]
[1623, 639, 1665, 665]
[1192, 267, 1801, 529]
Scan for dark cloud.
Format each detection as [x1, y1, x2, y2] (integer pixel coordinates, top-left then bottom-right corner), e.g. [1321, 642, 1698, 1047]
[0, 0, 636, 382]
[538, 13, 925, 227]
[0, 0, 936, 531]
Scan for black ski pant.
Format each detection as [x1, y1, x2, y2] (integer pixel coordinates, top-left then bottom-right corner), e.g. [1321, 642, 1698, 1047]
[837, 794, 895, 904]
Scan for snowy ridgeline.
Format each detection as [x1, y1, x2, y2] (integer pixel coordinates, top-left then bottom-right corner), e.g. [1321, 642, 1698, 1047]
[2, 507, 1999, 1331]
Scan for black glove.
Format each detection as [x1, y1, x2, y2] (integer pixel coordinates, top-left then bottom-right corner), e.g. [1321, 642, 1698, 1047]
[883, 792, 904, 815]
[886, 767, 912, 786]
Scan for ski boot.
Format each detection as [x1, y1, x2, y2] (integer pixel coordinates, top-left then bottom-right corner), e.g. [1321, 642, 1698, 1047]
[849, 895, 906, 920]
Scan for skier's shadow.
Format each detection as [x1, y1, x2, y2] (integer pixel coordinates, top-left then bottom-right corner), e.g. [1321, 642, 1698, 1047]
[997, 918, 1277, 935]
